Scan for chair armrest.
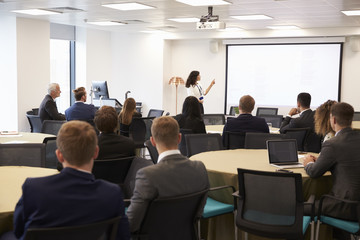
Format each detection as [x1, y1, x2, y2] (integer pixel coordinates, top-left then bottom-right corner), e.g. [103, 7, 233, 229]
[209, 185, 235, 193]
[303, 194, 315, 220]
[232, 191, 240, 198]
[317, 194, 360, 220]
[232, 191, 241, 210]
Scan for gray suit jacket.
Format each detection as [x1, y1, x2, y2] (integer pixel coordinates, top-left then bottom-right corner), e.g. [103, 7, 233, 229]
[126, 153, 210, 232]
[305, 127, 360, 220]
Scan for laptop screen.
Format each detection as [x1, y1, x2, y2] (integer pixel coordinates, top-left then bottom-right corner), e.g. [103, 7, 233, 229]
[267, 140, 298, 164]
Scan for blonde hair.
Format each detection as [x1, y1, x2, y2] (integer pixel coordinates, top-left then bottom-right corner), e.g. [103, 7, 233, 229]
[314, 100, 337, 136]
[73, 87, 86, 101]
[151, 116, 179, 148]
[57, 121, 97, 166]
[119, 98, 137, 125]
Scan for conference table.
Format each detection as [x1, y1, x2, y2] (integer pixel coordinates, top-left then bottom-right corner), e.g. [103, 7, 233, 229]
[0, 166, 58, 236]
[190, 149, 333, 240]
[0, 132, 55, 144]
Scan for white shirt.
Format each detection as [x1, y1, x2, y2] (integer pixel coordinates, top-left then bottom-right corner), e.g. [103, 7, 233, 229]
[187, 82, 204, 100]
[157, 149, 181, 163]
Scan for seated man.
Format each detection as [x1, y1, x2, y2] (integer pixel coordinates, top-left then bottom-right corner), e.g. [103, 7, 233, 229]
[7, 121, 130, 240]
[126, 116, 210, 232]
[303, 102, 360, 221]
[222, 95, 269, 143]
[39, 83, 65, 123]
[65, 87, 97, 121]
[94, 106, 135, 160]
[280, 92, 321, 152]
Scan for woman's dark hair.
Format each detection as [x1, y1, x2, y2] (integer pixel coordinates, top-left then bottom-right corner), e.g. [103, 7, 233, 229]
[185, 71, 199, 88]
[182, 96, 202, 119]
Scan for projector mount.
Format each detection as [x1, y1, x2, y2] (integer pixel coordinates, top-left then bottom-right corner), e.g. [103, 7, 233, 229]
[200, 6, 219, 22]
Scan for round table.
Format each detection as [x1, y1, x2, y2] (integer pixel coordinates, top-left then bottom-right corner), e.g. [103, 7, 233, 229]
[0, 132, 55, 144]
[0, 166, 58, 235]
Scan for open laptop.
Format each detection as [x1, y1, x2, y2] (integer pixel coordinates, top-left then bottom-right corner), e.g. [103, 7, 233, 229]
[267, 139, 304, 169]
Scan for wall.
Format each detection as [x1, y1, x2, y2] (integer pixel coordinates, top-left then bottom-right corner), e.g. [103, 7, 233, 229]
[0, 15, 18, 131]
[17, 18, 50, 132]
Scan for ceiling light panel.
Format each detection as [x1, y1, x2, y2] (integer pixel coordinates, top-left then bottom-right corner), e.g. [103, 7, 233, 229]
[102, 3, 155, 11]
[175, 0, 231, 6]
[231, 15, 273, 20]
[12, 9, 61, 15]
[341, 10, 360, 16]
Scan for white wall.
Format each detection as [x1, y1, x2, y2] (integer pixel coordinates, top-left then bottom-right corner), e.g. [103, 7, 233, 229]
[17, 18, 50, 132]
[0, 15, 18, 131]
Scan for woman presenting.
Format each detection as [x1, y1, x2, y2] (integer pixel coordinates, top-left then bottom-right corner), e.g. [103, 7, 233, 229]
[185, 70, 215, 114]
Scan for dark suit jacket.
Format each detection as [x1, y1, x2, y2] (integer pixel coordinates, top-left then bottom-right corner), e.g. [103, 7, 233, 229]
[280, 109, 321, 153]
[13, 167, 130, 240]
[174, 114, 206, 134]
[126, 153, 209, 232]
[65, 102, 97, 121]
[305, 127, 360, 221]
[39, 94, 65, 123]
[97, 133, 136, 160]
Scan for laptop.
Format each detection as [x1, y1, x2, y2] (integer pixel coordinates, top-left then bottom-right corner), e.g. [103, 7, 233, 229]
[267, 139, 304, 169]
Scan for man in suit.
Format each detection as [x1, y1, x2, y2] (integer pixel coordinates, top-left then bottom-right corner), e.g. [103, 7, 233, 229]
[222, 95, 269, 144]
[39, 83, 66, 123]
[280, 92, 321, 152]
[94, 106, 135, 159]
[126, 116, 210, 232]
[303, 102, 360, 221]
[65, 87, 97, 121]
[9, 121, 130, 240]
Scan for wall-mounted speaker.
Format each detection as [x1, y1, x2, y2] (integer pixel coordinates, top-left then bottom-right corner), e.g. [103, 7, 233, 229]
[209, 40, 219, 53]
[349, 37, 360, 52]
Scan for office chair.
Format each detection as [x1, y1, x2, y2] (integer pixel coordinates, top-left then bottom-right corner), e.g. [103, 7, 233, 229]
[202, 114, 225, 125]
[0, 143, 45, 167]
[144, 140, 158, 164]
[185, 133, 223, 157]
[223, 131, 246, 149]
[43, 137, 58, 169]
[244, 132, 286, 149]
[283, 127, 310, 151]
[26, 114, 42, 133]
[178, 128, 193, 156]
[258, 114, 284, 128]
[234, 168, 315, 240]
[41, 120, 66, 136]
[132, 189, 208, 240]
[129, 118, 147, 153]
[354, 112, 360, 121]
[24, 216, 121, 240]
[147, 109, 164, 118]
[256, 107, 278, 116]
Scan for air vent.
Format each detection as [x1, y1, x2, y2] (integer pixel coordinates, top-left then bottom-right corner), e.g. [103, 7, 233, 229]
[45, 7, 84, 13]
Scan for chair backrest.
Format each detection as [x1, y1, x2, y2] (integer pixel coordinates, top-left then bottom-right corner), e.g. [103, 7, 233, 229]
[144, 140, 158, 164]
[92, 157, 134, 185]
[142, 117, 154, 141]
[129, 118, 147, 148]
[43, 137, 58, 169]
[136, 189, 208, 240]
[244, 132, 286, 149]
[26, 114, 42, 133]
[0, 143, 45, 167]
[236, 168, 304, 239]
[41, 120, 66, 135]
[354, 112, 360, 121]
[283, 128, 310, 151]
[223, 131, 246, 149]
[32, 108, 39, 115]
[202, 114, 225, 125]
[147, 109, 164, 118]
[178, 128, 193, 156]
[185, 133, 223, 157]
[24, 216, 121, 240]
[258, 114, 284, 128]
[256, 107, 278, 116]
[229, 106, 239, 116]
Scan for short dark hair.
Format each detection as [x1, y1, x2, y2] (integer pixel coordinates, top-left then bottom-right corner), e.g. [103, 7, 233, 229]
[297, 92, 311, 108]
[185, 71, 199, 88]
[239, 95, 255, 113]
[94, 106, 118, 133]
[331, 102, 354, 127]
[73, 87, 86, 101]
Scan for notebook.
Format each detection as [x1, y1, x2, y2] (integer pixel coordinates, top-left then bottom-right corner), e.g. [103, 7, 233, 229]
[267, 139, 304, 169]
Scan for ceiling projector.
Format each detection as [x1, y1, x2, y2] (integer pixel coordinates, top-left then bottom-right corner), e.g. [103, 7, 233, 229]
[197, 6, 225, 30]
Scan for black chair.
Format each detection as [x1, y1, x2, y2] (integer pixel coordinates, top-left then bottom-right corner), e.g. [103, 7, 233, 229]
[178, 128, 193, 156]
[256, 107, 278, 116]
[132, 189, 208, 240]
[26, 114, 42, 133]
[234, 168, 314, 240]
[144, 140, 158, 164]
[147, 109, 164, 118]
[202, 114, 225, 125]
[41, 120, 66, 135]
[223, 131, 246, 149]
[244, 132, 286, 149]
[0, 143, 45, 167]
[142, 117, 154, 141]
[24, 216, 121, 240]
[32, 108, 39, 115]
[185, 133, 223, 157]
[229, 106, 239, 116]
[43, 137, 58, 169]
[92, 157, 134, 185]
[354, 112, 360, 121]
[259, 114, 284, 128]
[284, 127, 310, 151]
[129, 118, 147, 149]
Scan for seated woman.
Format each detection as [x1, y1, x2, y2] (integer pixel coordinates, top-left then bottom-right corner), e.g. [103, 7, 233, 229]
[94, 106, 135, 160]
[118, 98, 142, 137]
[314, 100, 337, 143]
[174, 96, 206, 134]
